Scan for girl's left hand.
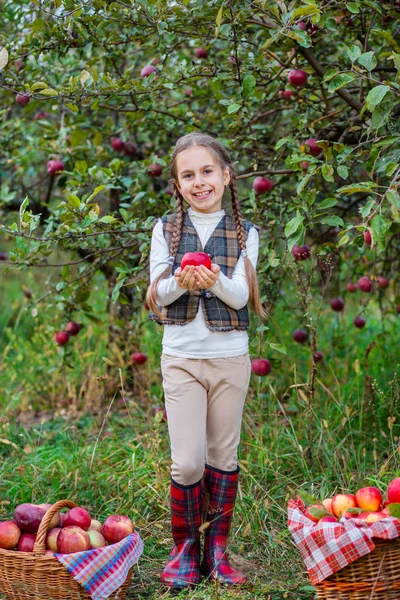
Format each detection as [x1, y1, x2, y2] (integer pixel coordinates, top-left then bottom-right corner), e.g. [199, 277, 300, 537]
[194, 263, 220, 289]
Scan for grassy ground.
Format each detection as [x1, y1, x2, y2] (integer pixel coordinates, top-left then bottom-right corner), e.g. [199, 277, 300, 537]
[0, 254, 399, 599]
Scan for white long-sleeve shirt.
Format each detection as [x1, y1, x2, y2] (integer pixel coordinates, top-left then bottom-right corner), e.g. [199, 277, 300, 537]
[149, 206, 259, 358]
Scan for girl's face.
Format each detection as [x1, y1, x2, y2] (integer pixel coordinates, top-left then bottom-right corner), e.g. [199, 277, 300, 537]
[175, 146, 230, 214]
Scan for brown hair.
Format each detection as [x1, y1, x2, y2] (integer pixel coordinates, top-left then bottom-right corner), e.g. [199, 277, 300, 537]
[146, 132, 267, 320]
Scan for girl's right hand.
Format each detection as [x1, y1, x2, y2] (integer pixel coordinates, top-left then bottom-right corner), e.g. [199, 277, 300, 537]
[174, 265, 199, 290]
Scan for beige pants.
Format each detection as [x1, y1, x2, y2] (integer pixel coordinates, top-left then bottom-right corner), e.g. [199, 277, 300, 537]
[160, 353, 252, 485]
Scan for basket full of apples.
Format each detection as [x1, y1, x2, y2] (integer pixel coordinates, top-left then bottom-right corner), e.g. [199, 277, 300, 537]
[288, 477, 400, 600]
[0, 499, 144, 600]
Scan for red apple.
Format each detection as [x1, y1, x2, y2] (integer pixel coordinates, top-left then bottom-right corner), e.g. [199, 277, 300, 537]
[322, 498, 334, 515]
[131, 352, 147, 365]
[305, 138, 322, 157]
[47, 160, 65, 175]
[330, 297, 344, 312]
[288, 69, 308, 87]
[387, 477, 400, 504]
[181, 251, 212, 270]
[16, 93, 30, 106]
[63, 507, 91, 531]
[304, 504, 326, 523]
[355, 487, 383, 512]
[297, 21, 307, 30]
[376, 276, 389, 289]
[13, 504, 46, 534]
[17, 533, 36, 552]
[141, 65, 158, 77]
[87, 530, 107, 549]
[148, 163, 162, 177]
[111, 137, 125, 151]
[251, 358, 271, 376]
[183, 88, 193, 96]
[331, 494, 357, 518]
[59, 513, 67, 527]
[253, 176, 273, 194]
[57, 526, 91, 553]
[89, 519, 102, 532]
[45, 527, 61, 552]
[195, 48, 208, 59]
[346, 282, 358, 293]
[123, 142, 138, 157]
[34, 111, 50, 120]
[291, 244, 311, 261]
[300, 161, 310, 170]
[319, 516, 337, 523]
[55, 331, 69, 346]
[101, 515, 134, 544]
[354, 316, 366, 329]
[279, 89, 293, 99]
[364, 230, 372, 246]
[65, 321, 80, 336]
[0, 252, 9, 261]
[0, 521, 21, 549]
[358, 276, 373, 292]
[293, 329, 308, 343]
[363, 511, 386, 523]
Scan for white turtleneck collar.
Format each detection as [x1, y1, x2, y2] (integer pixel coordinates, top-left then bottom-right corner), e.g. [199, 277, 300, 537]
[188, 206, 225, 223]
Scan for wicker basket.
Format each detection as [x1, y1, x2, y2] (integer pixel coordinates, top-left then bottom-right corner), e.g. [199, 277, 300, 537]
[0, 500, 134, 600]
[315, 538, 400, 600]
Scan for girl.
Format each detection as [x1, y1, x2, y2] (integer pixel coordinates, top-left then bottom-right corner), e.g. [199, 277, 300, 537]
[146, 132, 266, 590]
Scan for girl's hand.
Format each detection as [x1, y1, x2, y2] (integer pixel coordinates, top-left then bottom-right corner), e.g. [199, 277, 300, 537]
[174, 265, 199, 290]
[194, 263, 220, 289]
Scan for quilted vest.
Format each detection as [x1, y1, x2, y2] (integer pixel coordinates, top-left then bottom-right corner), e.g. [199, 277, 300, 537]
[148, 211, 254, 331]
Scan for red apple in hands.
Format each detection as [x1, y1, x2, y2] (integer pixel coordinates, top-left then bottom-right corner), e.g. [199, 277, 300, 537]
[63, 507, 91, 530]
[355, 487, 383, 512]
[17, 533, 36, 552]
[387, 477, 400, 503]
[0, 521, 21, 549]
[101, 515, 134, 544]
[57, 526, 91, 553]
[331, 494, 357, 518]
[251, 358, 271, 376]
[181, 252, 212, 270]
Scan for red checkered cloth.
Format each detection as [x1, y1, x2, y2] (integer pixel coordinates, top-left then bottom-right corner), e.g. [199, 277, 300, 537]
[287, 498, 400, 585]
[53, 531, 143, 599]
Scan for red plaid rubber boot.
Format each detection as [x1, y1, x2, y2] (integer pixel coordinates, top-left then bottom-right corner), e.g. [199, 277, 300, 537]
[161, 476, 202, 589]
[200, 463, 247, 585]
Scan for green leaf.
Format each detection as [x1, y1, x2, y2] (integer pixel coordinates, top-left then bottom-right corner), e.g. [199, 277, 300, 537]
[319, 198, 338, 209]
[19, 197, 29, 232]
[32, 18, 46, 33]
[31, 81, 49, 91]
[285, 214, 304, 238]
[337, 182, 377, 195]
[346, 2, 360, 13]
[269, 342, 287, 355]
[337, 233, 350, 247]
[66, 103, 79, 113]
[241, 74, 256, 100]
[39, 88, 58, 97]
[337, 166, 349, 180]
[286, 29, 312, 48]
[215, 3, 224, 38]
[322, 68, 339, 83]
[291, 5, 319, 19]
[319, 216, 344, 227]
[387, 189, 400, 211]
[360, 197, 376, 219]
[99, 215, 117, 223]
[0, 47, 8, 71]
[357, 51, 377, 71]
[227, 103, 241, 114]
[327, 73, 355, 92]
[297, 173, 312, 195]
[85, 185, 105, 203]
[347, 45, 361, 63]
[67, 194, 81, 209]
[370, 214, 390, 254]
[274, 137, 288, 151]
[365, 85, 390, 111]
[321, 164, 334, 182]
[308, 505, 330, 520]
[388, 503, 400, 518]
[296, 489, 321, 506]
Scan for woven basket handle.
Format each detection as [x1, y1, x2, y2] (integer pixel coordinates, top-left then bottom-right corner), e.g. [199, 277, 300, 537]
[33, 499, 78, 554]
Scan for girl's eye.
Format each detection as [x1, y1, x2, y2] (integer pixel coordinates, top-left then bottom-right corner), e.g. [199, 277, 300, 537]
[183, 169, 212, 179]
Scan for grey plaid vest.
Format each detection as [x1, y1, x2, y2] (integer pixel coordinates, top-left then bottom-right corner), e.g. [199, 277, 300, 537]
[148, 211, 255, 331]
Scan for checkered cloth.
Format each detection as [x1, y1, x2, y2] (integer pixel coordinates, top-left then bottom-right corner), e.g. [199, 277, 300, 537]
[287, 498, 400, 585]
[53, 531, 144, 599]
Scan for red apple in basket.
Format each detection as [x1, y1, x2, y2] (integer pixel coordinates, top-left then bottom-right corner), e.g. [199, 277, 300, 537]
[63, 507, 91, 530]
[322, 498, 334, 515]
[331, 494, 357, 518]
[38, 503, 60, 528]
[13, 503, 46, 533]
[304, 504, 327, 523]
[45, 527, 62, 552]
[0, 520, 21, 549]
[59, 512, 67, 527]
[387, 477, 400, 504]
[57, 526, 91, 553]
[17, 533, 36, 552]
[181, 252, 211, 270]
[89, 519, 103, 532]
[87, 530, 107, 549]
[319, 516, 337, 523]
[101, 515, 134, 544]
[355, 487, 382, 512]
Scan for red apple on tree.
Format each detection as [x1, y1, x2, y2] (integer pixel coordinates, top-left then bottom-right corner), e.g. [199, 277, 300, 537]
[55, 331, 69, 346]
[111, 137, 125, 152]
[346, 282, 358, 293]
[65, 321, 80, 336]
[47, 160, 65, 175]
[364, 230, 372, 246]
[293, 329, 308, 343]
[291, 245, 311, 261]
[358, 276, 373, 292]
[251, 358, 271, 376]
[253, 177, 273, 194]
[288, 69, 308, 87]
[300, 161, 310, 170]
[16, 93, 30, 106]
[304, 138, 322, 157]
[376, 276, 389, 289]
[148, 163, 162, 177]
[330, 297, 344, 312]
[195, 48, 208, 59]
[101, 515, 134, 544]
[34, 111, 50, 120]
[354, 316, 366, 329]
[123, 142, 138, 157]
[141, 65, 158, 77]
[131, 352, 147, 365]
[313, 351, 324, 363]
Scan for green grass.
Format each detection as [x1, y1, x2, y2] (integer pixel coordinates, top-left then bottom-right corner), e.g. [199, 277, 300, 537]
[1, 259, 399, 599]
